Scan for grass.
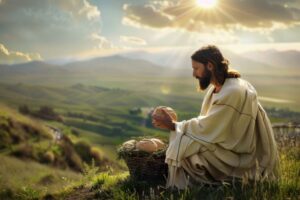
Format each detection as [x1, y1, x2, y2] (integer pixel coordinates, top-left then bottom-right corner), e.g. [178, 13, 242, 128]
[0, 154, 82, 199]
[55, 143, 299, 200]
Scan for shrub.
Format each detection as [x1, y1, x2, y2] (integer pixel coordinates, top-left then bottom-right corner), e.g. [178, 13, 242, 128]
[74, 141, 93, 163]
[34, 106, 63, 122]
[59, 137, 83, 172]
[41, 151, 55, 164]
[0, 129, 12, 149]
[10, 144, 37, 160]
[18, 105, 31, 115]
[90, 147, 104, 165]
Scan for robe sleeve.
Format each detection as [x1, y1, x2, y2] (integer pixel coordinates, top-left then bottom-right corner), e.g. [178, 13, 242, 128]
[166, 102, 240, 168]
[177, 102, 240, 145]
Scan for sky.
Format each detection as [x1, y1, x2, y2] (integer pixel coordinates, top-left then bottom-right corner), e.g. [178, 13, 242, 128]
[1, 0, 300, 64]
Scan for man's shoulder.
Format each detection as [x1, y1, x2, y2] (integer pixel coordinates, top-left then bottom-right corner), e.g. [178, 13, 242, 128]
[213, 78, 257, 105]
[224, 78, 256, 95]
[223, 78, 245, 96]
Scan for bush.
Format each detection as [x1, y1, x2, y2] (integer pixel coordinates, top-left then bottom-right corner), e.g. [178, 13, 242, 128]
[74, 141, 93, 163]
[10, 144, 37, 160]
[41, 151, 55, 164]
[0, 129, 12, 149]
[59, 137, 83, 172]
[18, 104, 31, 115]
[90, 147, 105, 165]
[0, 188, 14, 200]
[34, 106, 63, 122]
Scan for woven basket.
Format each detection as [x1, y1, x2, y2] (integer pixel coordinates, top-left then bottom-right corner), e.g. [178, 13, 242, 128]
[118, 142, 168, 182]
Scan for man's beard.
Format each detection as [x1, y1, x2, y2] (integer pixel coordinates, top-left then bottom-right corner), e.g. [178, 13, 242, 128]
[197, 67, 212, 90]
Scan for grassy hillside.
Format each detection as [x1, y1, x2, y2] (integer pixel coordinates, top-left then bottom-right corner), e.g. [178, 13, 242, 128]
[0, 154, 82, 199]
[6, 132, 295, 200]
[0, 104, 128, 199]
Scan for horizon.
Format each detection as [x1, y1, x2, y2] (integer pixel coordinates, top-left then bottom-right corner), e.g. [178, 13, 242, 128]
[2, 44, 300, 66]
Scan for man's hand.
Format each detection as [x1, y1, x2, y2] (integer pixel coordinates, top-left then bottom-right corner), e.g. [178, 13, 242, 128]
[152, 109, 176, 131]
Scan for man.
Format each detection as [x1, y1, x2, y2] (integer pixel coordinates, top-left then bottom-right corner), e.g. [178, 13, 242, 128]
[152, 45, 279, 189]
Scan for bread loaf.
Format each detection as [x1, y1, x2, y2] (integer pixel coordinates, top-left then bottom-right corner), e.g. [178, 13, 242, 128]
[136, 139, 158, 153]
[150, 138, 165, 150]
[152, 106, 177, 121]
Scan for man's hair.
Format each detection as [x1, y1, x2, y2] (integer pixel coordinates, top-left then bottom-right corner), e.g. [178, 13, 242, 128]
[191, 45, 241, 85]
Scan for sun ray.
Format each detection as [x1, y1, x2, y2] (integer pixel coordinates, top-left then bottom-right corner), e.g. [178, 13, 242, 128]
[196, 0, 218, 9]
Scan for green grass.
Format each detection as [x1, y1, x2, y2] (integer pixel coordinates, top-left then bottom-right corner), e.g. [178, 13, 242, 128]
[54, 144, 299, 200]
[0, 154, 82, 199]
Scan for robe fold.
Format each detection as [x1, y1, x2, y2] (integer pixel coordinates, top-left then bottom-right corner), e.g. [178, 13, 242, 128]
[165, 78, 279, 189]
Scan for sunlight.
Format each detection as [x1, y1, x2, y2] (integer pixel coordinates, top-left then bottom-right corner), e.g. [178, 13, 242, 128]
[160, 85, 171, 95]
[196, 0, 218, 9]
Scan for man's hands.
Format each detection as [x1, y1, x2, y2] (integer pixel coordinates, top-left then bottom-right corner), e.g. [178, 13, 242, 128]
[152, 108, 176, 131]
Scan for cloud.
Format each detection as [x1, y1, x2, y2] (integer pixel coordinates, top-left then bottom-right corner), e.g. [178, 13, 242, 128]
[0, 43, 42, 64]
[123, 0, 300, 32]
[90, 33, 115, 49]
[122, 4, 173, 29]
[0, 0, 107, 61]
[120, 36, 147, 45]
[54, 0, 100, 21]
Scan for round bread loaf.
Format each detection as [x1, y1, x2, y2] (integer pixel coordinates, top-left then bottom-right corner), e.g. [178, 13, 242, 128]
[136, 139, 158, 153]
[152, 106, 177, 121]
[150, 138, 165, 150]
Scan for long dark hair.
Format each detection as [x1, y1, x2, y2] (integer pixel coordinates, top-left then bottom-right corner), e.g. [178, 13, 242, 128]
[191, 45, 241, 85]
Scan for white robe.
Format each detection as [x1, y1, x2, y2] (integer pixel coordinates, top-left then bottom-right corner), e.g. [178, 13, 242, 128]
[165, 78, 279, 189]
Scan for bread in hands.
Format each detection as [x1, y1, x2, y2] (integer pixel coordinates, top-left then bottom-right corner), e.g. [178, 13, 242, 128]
[152, 106, 177, 121]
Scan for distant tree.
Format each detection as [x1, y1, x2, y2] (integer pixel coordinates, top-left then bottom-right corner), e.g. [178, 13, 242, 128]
[144, 108, 155, 128]
[39, 106, 55, 116]
[129, 107, 142, 115]
[18, 104, 30, 115]
[71, 128, 80, 136]
[111, 127, 123, 136]
[35, 106, 63, 122]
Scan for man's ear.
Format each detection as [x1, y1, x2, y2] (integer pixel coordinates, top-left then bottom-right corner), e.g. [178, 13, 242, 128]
[207, 62, 213, 71]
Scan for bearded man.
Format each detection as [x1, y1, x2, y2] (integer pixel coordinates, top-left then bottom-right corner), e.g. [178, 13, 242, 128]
[152, 45, 279, 189]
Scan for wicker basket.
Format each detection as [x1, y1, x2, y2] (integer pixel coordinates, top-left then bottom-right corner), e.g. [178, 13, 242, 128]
[117, 141, 168, 182]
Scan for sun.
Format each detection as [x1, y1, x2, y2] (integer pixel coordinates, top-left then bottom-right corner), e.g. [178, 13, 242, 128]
[196, 0, 218, 9]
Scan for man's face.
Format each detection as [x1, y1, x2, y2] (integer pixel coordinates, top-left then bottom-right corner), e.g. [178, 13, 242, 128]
[192, 60, 212, 90]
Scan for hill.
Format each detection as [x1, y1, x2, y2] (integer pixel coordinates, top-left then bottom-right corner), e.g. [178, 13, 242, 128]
[0, 49, 299, 112]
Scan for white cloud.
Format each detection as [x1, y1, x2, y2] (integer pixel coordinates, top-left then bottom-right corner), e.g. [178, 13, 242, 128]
[80, 0, 100, 20]
[0, 0, 106, 61]
[120, 36, 147, 45]
[90, 33, 115, 49]
[0, 43, 42, 64]
[122, 4, 173, 29]
[53, 0, 100, 21]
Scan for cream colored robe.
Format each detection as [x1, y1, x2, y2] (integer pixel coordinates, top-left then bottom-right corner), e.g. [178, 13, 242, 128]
[165, 78, 279, 189]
